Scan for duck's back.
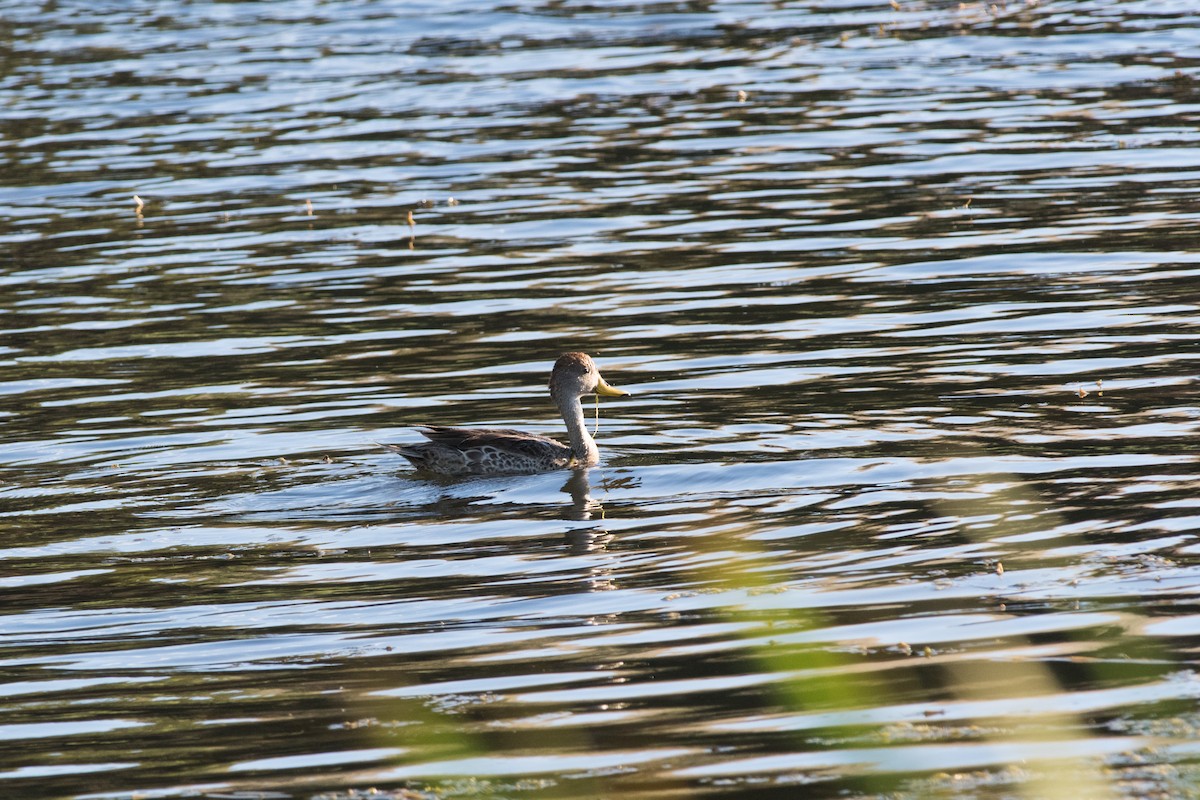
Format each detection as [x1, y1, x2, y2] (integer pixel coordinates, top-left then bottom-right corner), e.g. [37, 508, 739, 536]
[381, 425, 572, 475]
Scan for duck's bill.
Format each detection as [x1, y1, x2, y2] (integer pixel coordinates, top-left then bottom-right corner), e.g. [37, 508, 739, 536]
[594, 376, 630, 397]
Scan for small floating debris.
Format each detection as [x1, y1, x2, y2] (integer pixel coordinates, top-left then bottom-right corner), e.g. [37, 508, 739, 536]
[737, 89, 748, 102]
[996, 561, 1004, 576]
[447, 197, 459, 206]
[133, 194, 144, 213]
[306, 198, 314, 217]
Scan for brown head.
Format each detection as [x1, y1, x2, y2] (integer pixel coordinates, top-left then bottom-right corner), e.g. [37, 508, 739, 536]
[549, 352, 629, 401]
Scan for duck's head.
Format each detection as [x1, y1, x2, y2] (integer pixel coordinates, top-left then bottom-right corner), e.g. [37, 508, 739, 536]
[550, 352, 629, 401]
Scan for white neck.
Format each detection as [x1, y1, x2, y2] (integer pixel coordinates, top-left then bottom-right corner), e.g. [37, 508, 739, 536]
[555, 391, 598, 465]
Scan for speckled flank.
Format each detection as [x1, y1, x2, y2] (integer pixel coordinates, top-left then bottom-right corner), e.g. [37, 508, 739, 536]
[380, 433, 575, 475]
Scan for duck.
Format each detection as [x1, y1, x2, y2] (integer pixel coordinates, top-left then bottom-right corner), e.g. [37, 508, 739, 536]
[381, 352, 629, 475]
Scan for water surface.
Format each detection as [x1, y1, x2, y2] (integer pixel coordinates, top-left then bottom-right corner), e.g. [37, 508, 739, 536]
[3, 0, 1200, 798]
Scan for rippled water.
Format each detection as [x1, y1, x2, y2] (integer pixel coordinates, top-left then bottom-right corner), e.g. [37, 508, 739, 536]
[4, 0, 1200, 797]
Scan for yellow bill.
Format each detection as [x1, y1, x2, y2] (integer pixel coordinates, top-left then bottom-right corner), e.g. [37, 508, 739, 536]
[594, 376, 629, 397]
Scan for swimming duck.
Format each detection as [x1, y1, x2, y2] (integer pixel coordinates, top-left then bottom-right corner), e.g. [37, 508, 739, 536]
[381, 352, 629, 475]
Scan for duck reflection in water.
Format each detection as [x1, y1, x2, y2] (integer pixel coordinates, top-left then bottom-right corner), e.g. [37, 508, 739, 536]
[562, 468, 613, 552]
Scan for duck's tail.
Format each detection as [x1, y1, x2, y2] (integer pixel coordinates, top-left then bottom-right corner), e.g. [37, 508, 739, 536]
[376, 441, 427, 466]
